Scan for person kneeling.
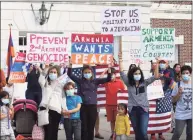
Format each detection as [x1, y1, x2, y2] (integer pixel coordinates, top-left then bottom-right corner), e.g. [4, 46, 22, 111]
[63, 82, 82, 140]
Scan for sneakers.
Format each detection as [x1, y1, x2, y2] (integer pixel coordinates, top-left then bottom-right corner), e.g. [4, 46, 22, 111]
[95, 134, 104, 139]
[58, 123, 64, 130]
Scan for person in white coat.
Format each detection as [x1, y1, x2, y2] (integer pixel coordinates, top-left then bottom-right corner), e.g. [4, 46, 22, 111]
[38, 64, 71, 140]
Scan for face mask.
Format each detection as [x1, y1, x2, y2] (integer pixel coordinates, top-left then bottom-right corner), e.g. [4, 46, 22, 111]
[66, 89, 75, 96]
[159, 63, 166, 69]
[49, 73, 57, 81]
[182, 74, 190, 81]
[84, 73, 92, 79]
[2, 99, 10, 105]
[133, 75, 141, 81]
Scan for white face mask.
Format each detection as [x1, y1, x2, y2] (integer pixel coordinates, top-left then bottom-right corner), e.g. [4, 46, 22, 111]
[49, 73, 57, 81]
[133, 75, 141, 81]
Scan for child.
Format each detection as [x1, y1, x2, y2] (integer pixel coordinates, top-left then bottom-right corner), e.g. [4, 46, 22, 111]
[63, 82, 82, 140]
[114, 103, 130, 140]
[0, 91, 15, 140]
[171, 65, 192, 140]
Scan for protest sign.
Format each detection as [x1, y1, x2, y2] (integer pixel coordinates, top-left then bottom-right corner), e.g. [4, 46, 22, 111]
[101, 7, 141, 36]
[9, 52, 26, 83]
[141, 28, 175, 60]
[147, 80, 164, 100]
[71, 34, 114, 64]
[26, 33, 70, 63]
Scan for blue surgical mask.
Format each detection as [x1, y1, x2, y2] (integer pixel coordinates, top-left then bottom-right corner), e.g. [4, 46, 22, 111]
[133, 75, 141, 81]
[66, 89, 75, 96]
[2, 99, 10, 105]
[49, 73, 57, 81]
[159, 63, 166, 69]
[84, 73, 92, 79]
[182, 74, 190, 81]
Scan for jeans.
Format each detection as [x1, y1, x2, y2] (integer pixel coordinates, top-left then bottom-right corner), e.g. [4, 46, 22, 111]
[60, 116, 64, 124]
[129, 106, 149, 140]
[116, 134, 128, 140]
[80, 105, 97, 140]
[25, 90, 42, 106]
[171, 119, 192, 140]
[64, 119, 81, 140]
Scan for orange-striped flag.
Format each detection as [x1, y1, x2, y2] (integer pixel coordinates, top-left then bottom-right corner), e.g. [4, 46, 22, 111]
[6, 27, 15, 77]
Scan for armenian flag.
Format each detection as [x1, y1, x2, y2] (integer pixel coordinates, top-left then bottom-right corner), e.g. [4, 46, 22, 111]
[6, 28, 15, 77]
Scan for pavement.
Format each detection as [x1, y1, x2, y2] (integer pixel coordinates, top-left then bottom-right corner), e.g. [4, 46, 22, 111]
[58, 109, 186, 140]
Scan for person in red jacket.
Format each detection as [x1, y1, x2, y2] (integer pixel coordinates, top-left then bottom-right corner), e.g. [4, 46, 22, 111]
[0, 69, 6, 92]
[104, 68, 125, 139]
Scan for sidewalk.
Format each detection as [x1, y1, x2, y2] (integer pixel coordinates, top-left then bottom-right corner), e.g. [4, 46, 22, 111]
[58, 109, 186, 140]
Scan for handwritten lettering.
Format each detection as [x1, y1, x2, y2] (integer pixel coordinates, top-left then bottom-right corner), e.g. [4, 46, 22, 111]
[101, 7, 141, 36]
[27, 34, 69, 63]
[71, 34, 113, 64]
[141, 28, 175, 60]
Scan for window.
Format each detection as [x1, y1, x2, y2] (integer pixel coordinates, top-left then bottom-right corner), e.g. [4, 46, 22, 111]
[19, 36, 27, 46]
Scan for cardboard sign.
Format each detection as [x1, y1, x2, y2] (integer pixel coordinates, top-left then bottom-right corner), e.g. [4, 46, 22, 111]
[9, 52, 26, 83]
[101, 7, 141, 36]
[71, 34, 114, 64]
[147, 80, 164, 100]
[26, 33, 70, 63]
[141, 28, 175, 60]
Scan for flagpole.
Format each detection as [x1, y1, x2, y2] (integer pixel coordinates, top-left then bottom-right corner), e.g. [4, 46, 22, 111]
[8, 23, 15, 105]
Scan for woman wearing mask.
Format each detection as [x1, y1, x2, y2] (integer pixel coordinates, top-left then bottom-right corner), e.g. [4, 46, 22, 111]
[67, 62, 112, 140]
[38, 64, 71, 140]
[118, 54, 160, 140]
[173, 64, 181, 82]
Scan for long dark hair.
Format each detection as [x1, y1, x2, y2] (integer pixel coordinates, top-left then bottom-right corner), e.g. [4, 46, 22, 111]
[173, 63, 181, 70]
[127, 67, 144, 86]
[129, 64, 136, 71]
[0, 91, 9, 106]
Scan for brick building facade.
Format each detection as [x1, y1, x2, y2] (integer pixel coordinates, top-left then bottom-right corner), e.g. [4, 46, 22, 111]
[151, 19, 192, 65]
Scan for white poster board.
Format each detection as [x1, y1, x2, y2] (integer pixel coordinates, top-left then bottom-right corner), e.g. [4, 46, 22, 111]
[101, 7, 141, 36]
[141, 28, 175, 60]
[147, 80, 164, 100]
[26, 33, 70, 63]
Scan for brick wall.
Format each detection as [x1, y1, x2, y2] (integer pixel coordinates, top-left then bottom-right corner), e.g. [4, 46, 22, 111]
[151, 19, 192, 65]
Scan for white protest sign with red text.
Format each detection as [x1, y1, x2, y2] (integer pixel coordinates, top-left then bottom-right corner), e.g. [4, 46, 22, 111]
[26, 33, 70, 63]
[147, 80, 164, 100]
[9, 52, 26, 83]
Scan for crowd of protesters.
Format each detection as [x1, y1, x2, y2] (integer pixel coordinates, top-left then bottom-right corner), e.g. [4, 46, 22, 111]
[0, 56, 192, 140]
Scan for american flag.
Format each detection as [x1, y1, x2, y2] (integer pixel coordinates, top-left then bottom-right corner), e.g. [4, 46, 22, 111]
[117, 90, 172, 134]
[71, 65, 172, 134]
[71, 64, 120, 107]
[156, 89, 172, 113]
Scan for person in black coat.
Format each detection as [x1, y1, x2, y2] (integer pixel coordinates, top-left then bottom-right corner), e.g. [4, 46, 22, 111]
[25, 63, 42, 106]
